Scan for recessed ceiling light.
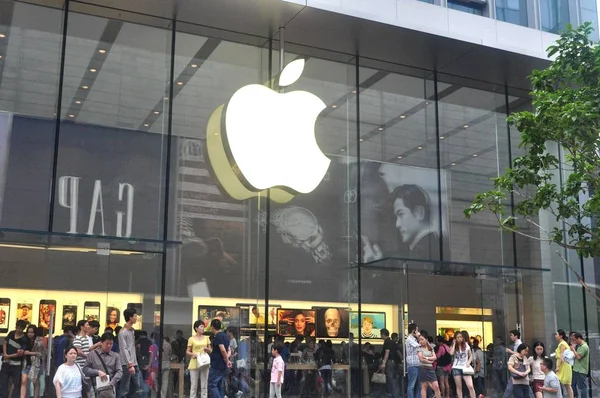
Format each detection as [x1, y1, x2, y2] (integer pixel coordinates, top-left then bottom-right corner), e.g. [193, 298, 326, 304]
[213, 132, 219, 136]
[143, 123, 149, 127]
[351, 90, 357, 94]
[378, 127, 384, 131]
[177, 81, 183, 86]
[75, 100, 82, 104]
[463, 124, 469, 128]
[81, 85, 89, 89]
[417, 146, 423, 150]
[153, 111, 160, 115]
[0, 55, 3, 59]
[440, 136, 445, 140]
[90, 68, 97, 73]
[425, 101, 430, 105]
[473, 154, 478, 157]
[68, 114, 75, 118]
[0, 34, 5, 38]
[451, 163, 456, 166]
[400, 115, 406, 119]
[331, 104, 337, 108]
[397, 155, 403, 159]
[98, 49, 106, 54]
[191, 63, 198, 68]
[340, 148, 345, 152]
[359, 138, 364, 142]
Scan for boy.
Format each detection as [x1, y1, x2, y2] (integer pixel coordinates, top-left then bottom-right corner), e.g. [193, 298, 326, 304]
[540, 358, 562, 398]
[270, 344, 285, 398]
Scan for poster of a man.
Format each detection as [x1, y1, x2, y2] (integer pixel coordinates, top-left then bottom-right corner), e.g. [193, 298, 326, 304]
[349, 312, 385, 339]
[0, 298, 10, 332]
[17, 303, 32, 323]
[316, 308, 349, 338]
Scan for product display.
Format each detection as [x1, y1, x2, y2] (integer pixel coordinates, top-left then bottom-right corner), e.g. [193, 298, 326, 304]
[198, 306, 240, 331]
[39, 300, 56, 334]
[106, 307, 120, 330]
[0, 298, 10, 333]
[349, 312, 385, 339]
[16, 302, 32, 323]
[62, 305, 77, 329]
[277, 309, 316, 337]
[315, 307, 349, 338]
[84, 301, 101, 322]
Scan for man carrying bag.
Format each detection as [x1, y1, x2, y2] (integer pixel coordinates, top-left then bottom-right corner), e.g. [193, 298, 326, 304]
[84, 333, 123, 398]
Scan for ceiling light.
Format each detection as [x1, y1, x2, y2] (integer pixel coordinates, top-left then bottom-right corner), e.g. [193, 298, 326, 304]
[177, 81, 183, 85]
[397, 155, 403, 159]
[90, 68, 97, 73]
[0, 34, 5, 38]
[0, 55, 3, 59]
[378, 127, 384, 131]
[463, 124, 469, 128]
[359, 138, 364, 142]
[340, 148, 345, 152]
[191, 63, 198, 68]
[351, 90, 357, 94]
[143, 123, 149, 127]
[451, 163, 456, 166]
[153, 111, 160, 115]
[331, 104, 337, 108]
[82, 85, 89, 89]
[68, 114, 75, 118]
[425, 101, 430, 105]
[75, 100, 82, 104]
[417, 146, 423, 150]
[400, 115, 406, 119]
[98, 49, 106, 54]
[473, 154, 478, 157]
[440, 136, 445, 140]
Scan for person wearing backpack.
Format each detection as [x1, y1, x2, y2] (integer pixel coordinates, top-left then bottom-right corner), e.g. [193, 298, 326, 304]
[435, 336, 452, 398]
[554, 330, 574, 398]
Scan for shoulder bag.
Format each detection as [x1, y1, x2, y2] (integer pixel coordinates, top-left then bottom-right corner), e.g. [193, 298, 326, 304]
[94, 351, 113, 391]
[75, 363, 93, 398]
[371, 371, 386, 384]
[511, 356, 527, 379]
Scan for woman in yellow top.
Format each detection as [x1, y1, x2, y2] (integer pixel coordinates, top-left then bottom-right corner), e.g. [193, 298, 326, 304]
[187, 321, 212, 398]
[554, 329, 574, 398]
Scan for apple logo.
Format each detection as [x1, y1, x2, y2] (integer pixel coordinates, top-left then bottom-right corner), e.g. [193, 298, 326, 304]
[206, 59, 330, 203]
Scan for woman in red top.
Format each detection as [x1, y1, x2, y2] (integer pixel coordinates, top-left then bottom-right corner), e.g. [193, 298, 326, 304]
[435, 336, 452, 398]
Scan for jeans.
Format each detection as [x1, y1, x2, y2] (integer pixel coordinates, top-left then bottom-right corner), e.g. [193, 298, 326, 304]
[269, 382, 282, 398]
[0, 365, 22, 398]
[503, 376, 514, 398]
[573, 372, 589, 398]
[407, 366, 420, 398]
[493, 369, 507, 395]
[189, 367, 209, 398]
[320, 369, 332, 397]
[513, 384, 529, 398]
[474, 376, 486, 397]
[208, 368, 227, 398]
[118, 365, 141, 398]
[385, 362, 399, 398]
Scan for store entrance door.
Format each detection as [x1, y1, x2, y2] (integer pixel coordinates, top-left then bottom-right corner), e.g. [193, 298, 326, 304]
[357, 258, 547, 398]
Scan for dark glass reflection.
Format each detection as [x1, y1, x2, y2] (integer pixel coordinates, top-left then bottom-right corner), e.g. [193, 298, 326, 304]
[540, 0, 569, 33]
[496, 0, 529, 27]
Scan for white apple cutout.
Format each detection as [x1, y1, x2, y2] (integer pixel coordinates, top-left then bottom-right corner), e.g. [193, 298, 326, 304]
[223, 59, 330, 194]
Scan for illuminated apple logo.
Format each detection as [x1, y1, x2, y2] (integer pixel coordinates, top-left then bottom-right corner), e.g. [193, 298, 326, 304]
[206, 59, 330, 203]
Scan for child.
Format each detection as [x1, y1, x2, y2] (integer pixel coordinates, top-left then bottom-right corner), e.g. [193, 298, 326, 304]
[270, 343, 285, 398]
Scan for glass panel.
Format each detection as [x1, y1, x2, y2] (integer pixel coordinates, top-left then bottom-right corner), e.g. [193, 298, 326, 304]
[52, 11, 171, 241]
[448, 1, 484, 15]
[0, 2, 62, 231]
[539, 0, 570, 33]
[496, 0, 532, 27]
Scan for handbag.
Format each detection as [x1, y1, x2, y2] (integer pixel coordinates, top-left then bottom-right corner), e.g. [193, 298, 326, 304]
[462, 365, 475, 375]
[237, 359, 247, 369]
[75, 363, 93, 397]
[198, 352, 211, 368]
[371, 371, 386, 384]
[512, 357, 527, 380]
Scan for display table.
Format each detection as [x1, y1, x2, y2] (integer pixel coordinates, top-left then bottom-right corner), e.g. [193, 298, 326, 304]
[170, 362, 184, 398]
[286, 363, 351, 398]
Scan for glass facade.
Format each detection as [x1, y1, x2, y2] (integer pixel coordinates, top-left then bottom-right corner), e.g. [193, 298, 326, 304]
[0, 2, 598, 398]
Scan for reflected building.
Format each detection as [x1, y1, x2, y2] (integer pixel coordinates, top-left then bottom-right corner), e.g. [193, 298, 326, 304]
[0, 0, 598, 397]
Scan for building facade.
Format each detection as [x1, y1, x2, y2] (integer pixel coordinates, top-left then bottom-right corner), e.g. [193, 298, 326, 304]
[0, 0, 598, 396]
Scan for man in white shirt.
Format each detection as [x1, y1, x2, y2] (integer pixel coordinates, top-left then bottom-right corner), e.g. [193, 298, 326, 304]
[540, 358, 562, 398]
[405, 323, 421, 398]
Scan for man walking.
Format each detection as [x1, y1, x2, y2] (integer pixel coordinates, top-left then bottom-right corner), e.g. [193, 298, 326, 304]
[380, 328, 399, 398]
[0, 320, 28, 398]
[208, 319, 231, 398]
[405, 323, 421, 398]
[540, 358, 562, 398]
[571, 333, 589, 398]
[84, 333, 123, 398]
[118, 308, 141, 398]
[502, 330, 523, 398]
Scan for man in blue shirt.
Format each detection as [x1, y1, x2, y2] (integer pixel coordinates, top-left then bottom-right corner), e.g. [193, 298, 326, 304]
[208, 319, 231, 398]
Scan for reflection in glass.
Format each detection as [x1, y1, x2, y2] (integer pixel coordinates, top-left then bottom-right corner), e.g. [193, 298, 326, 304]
[496, 0, 529, 27]
[540, 0, 569, 33]
[448, 1, 484, 15]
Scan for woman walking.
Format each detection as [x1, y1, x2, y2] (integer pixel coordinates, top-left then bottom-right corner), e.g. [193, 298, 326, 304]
[22, 325, 44, 398]
[507, 343, 531, 398]
[555, 330, 574, 398]
[418, 334, 442, 398]
[529, 342, 546, 398]
[54, 346, 83, 398]
[450, 332, 476, 398]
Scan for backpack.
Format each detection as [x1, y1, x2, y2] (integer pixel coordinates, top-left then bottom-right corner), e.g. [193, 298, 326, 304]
[437, 345, 452, 367]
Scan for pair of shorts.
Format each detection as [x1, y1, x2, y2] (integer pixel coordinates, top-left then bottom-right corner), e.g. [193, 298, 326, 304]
[532, 379, 544, 393]
[22, 366, 31, 375]
[452, 368, 472, 377]
[436, 367, 450, 378]
[420, 367, 437, 382]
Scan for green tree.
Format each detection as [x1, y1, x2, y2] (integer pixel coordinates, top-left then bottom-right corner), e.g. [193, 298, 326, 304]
[464, 22, 600, 302]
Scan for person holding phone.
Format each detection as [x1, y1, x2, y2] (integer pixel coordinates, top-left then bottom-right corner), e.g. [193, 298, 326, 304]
[405, 323, 421, 398]
[449, 332, 476, 398]
[1, 320, 28, 398]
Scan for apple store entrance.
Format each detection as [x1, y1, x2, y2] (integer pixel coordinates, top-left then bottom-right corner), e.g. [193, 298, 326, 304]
[353, 257, 549, 396]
